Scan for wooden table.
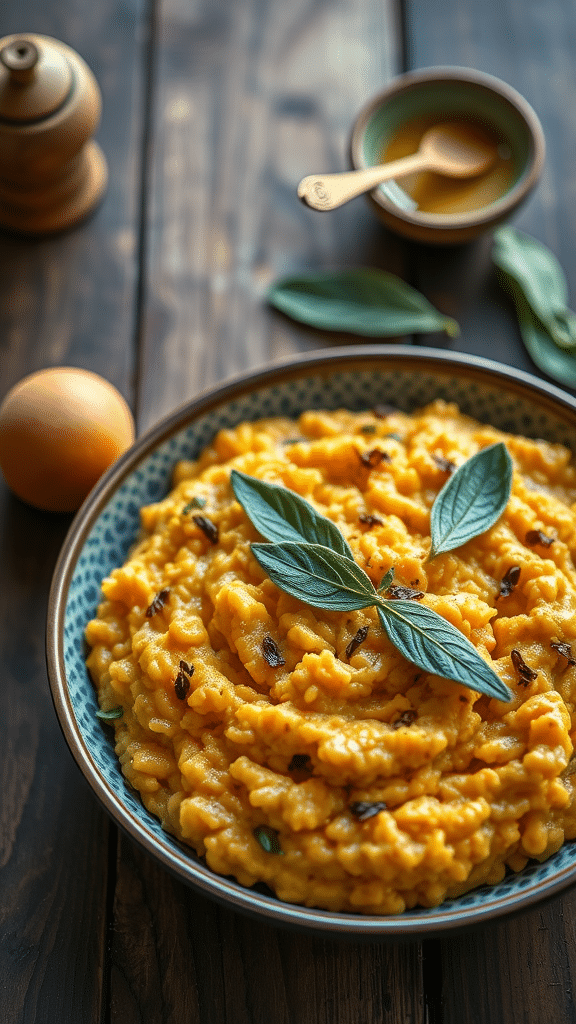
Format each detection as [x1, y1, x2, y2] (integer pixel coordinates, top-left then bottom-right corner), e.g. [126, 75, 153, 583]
[3, 0, 576, 1020]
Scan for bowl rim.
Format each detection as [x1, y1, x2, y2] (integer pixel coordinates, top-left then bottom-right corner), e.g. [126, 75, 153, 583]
[47, 345, 576, 936]
[349, 65, 546, 231]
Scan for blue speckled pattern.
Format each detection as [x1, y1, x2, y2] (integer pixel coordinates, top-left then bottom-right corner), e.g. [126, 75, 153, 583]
[53, 351, 576, 932]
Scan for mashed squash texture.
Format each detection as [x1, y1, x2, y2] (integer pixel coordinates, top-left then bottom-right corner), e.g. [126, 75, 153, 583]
[85, 401, 576, 914]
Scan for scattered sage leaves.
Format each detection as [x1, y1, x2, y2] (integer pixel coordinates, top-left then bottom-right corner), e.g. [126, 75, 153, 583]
[231, 469, 353, 559]
[429, 443, 512, 559]
[96, 706, 123, 720]
[251, 542, 378, 611]
[254, 825, 283, 854]
[376, 601, 510, 701]
[267, 268, 460, 338]
[493, 227, 576, 387]
[233, 473, 512, 701]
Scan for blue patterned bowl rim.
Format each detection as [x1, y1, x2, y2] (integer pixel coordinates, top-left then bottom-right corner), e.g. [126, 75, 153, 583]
[46, 345, 576, 936]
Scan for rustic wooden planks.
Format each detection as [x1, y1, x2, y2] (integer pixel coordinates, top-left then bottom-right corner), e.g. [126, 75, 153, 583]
[0, 1, 149, 1022]
[136, 0, 407, 431]
[407, 0, 576, 1021]
[109, 2, 428, 1021]
[4, 0, 576, 1019]
[406, 0, 576, 388]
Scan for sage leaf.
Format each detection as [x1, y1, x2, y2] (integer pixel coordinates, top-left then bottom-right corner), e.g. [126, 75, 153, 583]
[429, 443, 513, 559]
[236, 473, 513, 702]
[96, 706, 123, 720]
[493, 227, 576, 351]
[502, 280, 576, 389]
[376, 601, 511, 701]
[267, 268, 460, 338]
[378, 567, 395, 592]
[251, 542, 377, 610]
[231, 469, 353, 558]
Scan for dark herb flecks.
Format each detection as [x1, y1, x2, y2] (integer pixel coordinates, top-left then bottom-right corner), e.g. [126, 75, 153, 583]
[193, 514, 219, 544]
[497, 565, 521, 599]
[358, 448, 391, 469]
[254, 824, 283, 854]
[262, 635, 285, 667]
[386, 584, 424, 601]
[350, 801, 387, 821]
[359, 513, 383, 528]
[174, 660, 194, 700]
[345, 625, 369, 659]
[432, 453, 456, 474]
[511, 648, 538, 685]
[393, 709, 417, 729]
[525, 529, 554, 548]
[288, 753, 312, 772]
[146, 588, 170, 617]
[174, 671, 191, 700]
[551, 640, 576, 666]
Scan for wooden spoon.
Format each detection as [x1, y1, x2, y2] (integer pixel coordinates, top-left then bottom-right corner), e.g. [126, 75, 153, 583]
[297, 122, 497, 211]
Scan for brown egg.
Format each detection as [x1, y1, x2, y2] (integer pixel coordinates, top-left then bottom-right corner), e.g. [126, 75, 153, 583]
[0, 367, 136, 512]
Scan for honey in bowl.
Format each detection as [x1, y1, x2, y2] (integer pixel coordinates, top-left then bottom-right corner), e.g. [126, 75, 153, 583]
[380, 115, 515, 215]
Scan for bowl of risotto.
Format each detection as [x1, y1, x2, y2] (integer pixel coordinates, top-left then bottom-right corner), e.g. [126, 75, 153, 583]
[47, 346, 576, 936]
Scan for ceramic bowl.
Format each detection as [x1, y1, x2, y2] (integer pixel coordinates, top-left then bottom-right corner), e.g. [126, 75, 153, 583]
[47, 346, 576, 937]
[349, 67, 545, 244]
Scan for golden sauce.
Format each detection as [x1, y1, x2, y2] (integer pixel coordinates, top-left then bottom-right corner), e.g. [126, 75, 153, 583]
[380, 115, 515, 215]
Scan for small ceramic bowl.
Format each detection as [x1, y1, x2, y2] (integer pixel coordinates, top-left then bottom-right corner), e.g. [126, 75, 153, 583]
[47, 347, 576, 937]
[349, 67, 545, 244]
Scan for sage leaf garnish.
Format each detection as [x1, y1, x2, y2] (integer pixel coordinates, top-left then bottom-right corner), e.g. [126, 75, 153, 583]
[96, 706, 123, 720]
[493, 227, 576, 386]
[267, 268, 460, 338]
[231, 469, 353, 559]
[254, 824, 283, 854]
[376, 602, 510, 701]
[429, 443, 512, 559]
[183, 496, 207, 513]
[251, 542, 378, 611]
[377, 567, 395, 593]
[234, 473, 512, 701]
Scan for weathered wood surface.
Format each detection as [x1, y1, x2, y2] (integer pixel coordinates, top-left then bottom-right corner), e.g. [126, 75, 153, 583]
[408, 4, 576, 1023]
[3, 0, 576, 1020]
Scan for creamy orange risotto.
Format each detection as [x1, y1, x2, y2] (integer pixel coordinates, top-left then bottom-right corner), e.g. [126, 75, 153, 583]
[85, 401, 576, 914]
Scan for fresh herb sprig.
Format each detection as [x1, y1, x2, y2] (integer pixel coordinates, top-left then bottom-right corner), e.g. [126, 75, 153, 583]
[231, 469, 512, 702]
[429, 443, 513, 559]
[493, 227, 576, 388]
[267, 268, 460, 338]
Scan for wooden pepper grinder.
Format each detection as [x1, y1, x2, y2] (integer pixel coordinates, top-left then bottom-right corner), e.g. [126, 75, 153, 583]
[0, 33, 108, 234]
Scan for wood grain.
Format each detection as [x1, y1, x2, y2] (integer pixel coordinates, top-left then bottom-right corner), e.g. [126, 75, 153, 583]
[407, 0, 576, 1020]
[5, 0, 576, 1020]
[0, 1, 148, 1021]
[137, 0, 405, 430]
[406, 0, 576, 391]
[109, 837, 425, 1024]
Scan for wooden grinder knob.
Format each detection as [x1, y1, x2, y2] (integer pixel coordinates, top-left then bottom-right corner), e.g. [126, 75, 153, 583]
[0, 33, 108, 234]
